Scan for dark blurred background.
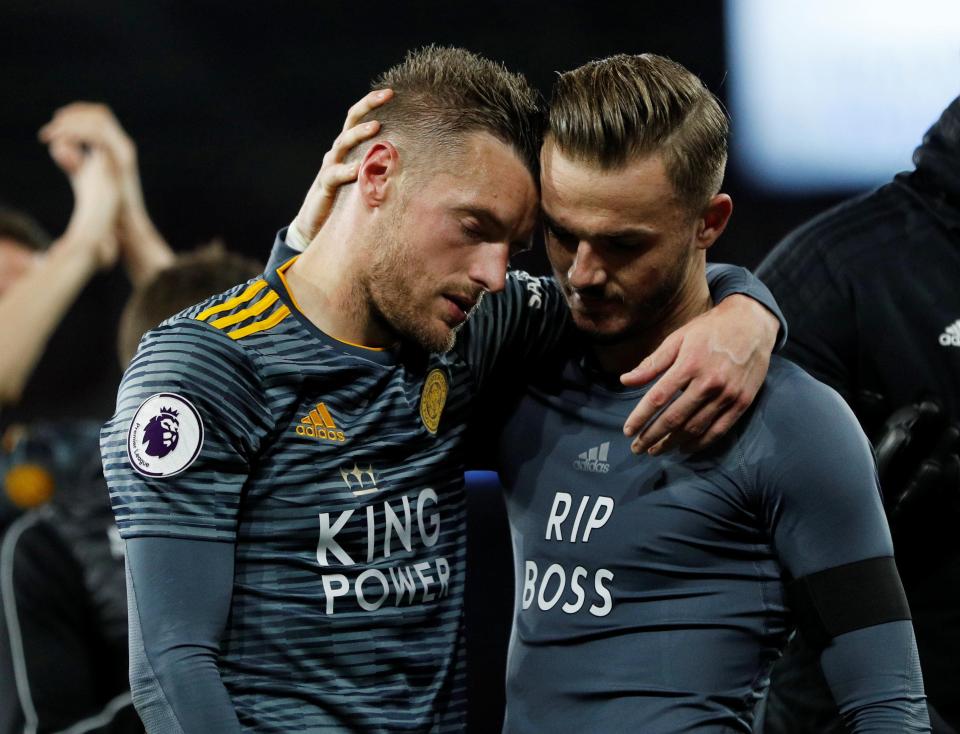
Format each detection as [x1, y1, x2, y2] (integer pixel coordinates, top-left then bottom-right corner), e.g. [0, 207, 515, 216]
[1, 0, 860, 427]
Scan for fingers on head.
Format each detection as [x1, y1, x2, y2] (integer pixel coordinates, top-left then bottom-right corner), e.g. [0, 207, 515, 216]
[343, 89, 392, 132]
[320, 163, 361, 191]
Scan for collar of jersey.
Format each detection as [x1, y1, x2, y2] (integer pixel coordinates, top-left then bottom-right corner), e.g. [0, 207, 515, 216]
[571, 351, 656, 399]
[266, 255, 400, 366]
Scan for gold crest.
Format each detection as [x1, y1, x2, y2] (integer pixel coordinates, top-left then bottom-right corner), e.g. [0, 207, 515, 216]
[420, 369, 448, 434]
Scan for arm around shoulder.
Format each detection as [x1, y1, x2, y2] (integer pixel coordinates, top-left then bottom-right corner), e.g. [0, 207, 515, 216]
[455, 271, 572, 390]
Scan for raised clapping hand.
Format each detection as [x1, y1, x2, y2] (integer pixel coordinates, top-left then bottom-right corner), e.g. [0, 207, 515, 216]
[45, 133, 121, 270]
[40, 102, 173, 285]
[0, 109, 125, 405]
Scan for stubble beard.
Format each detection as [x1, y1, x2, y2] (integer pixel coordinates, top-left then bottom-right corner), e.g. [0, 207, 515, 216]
[363, 211, 458, 355]
[570, 246, 695, 346]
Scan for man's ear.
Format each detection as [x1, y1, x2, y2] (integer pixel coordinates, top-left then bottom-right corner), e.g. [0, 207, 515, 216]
[358, 141, 400, 208]
[695, 193, 733, 251]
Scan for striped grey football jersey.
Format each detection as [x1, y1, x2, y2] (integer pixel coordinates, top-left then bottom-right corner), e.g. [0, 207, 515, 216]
[101, 251, 566, 733]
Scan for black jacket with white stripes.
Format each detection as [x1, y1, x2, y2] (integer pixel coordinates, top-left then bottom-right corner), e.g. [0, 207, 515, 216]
[758, 96, 960, 733]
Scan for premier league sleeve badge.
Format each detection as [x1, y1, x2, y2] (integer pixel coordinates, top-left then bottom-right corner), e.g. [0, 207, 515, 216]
[127, 393, 204, 477]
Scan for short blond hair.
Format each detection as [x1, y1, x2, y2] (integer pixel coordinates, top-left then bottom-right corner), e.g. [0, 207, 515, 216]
[352, 45, 542, 174]
[547, 53, 728, 209]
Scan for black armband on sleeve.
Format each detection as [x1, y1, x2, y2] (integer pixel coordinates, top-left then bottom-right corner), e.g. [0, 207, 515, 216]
[787, 556, 911, 650]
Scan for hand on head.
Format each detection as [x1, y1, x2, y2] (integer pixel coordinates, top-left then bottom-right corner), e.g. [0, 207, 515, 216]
[293, 89, 393, 243]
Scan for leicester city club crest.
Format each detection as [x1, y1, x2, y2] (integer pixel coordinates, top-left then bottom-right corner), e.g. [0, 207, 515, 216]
[127, 393, 204, 477]
[419, 369, 448, 434]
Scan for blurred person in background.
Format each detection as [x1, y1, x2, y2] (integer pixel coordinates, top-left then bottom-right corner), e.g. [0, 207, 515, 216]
[0, 208, 52, 294]
[1, 103, 261, 734]
[757, 95, 960, 734]
[0, 103, 174, 410]
[1, 244, 262, 734]
[1, 102, 176, 536]
[0, 140, 119, 409]
[1, 103, 175, 526]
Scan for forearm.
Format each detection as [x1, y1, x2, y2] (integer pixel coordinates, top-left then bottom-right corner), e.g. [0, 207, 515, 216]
[0, 236, 98, 404]
[765, 383, 929, 731]
[820, 621, 930, 732]
[126, 538, 241, 734]
[117, 204, 174, 287]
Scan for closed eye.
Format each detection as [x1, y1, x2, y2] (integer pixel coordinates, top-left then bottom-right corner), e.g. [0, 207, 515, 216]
[461, 222, 484, 240]
[604, 236, 651, 252]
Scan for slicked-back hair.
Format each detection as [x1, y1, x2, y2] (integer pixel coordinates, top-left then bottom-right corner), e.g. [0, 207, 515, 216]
[118, 243, 263, 367]
[354, 45, 543, 176]
[547, 54, 729, 210]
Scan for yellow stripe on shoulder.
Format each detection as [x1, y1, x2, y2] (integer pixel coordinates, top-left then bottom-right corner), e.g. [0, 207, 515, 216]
[209, 290, 279, 330]
[195, 279, 269, 322]
[228, 305, 291, 340]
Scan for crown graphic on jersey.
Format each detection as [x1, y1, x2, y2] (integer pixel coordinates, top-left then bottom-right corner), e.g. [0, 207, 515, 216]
[158, 407, 180, 418]
[340, 463, 378, 496]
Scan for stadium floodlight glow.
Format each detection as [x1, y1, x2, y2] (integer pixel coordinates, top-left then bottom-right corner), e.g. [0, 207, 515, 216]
[726, 0, 960, 192]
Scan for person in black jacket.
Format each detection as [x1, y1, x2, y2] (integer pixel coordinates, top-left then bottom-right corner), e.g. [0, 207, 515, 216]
[757, 96, 960, 734]
[0, 103, 176, 410]
[0, 421, 138, 734]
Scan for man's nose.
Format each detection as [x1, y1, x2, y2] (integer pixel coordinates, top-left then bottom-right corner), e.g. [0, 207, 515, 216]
[567, 241, 606, 290]
[469, 242, 510, 293]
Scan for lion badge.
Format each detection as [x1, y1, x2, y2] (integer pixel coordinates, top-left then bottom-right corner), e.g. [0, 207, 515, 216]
[127, 393, 204, 477]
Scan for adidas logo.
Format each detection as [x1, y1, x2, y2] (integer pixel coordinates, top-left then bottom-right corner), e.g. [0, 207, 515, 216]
[296, 403, 346, 443]
[939, 320, 960, 348]
[574, 442, 611, 473]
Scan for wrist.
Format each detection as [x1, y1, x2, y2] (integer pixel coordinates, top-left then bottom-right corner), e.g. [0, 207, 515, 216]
[49, 230, 101, 276]
[725, 293, 779, 345]
[118, 198, 156, 239]
[287, 218, 311, 252]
